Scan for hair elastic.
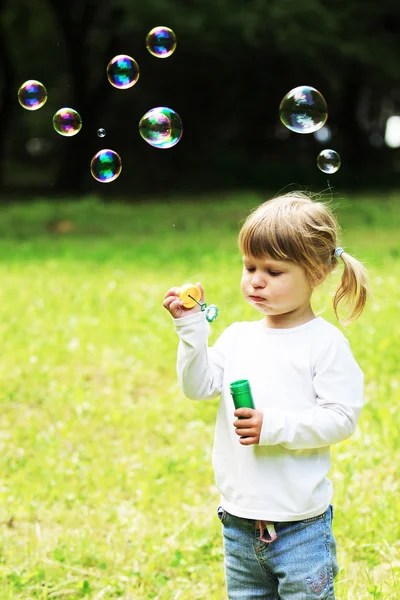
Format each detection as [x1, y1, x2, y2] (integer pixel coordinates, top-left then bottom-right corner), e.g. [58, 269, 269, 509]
[335, 247, 344, 258]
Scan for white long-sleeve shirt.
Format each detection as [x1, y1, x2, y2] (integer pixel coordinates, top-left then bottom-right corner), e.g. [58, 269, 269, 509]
[174, 312, 364, 521]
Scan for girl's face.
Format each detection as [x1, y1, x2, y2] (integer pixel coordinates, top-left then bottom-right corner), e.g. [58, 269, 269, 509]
[241, 254, 315, 328]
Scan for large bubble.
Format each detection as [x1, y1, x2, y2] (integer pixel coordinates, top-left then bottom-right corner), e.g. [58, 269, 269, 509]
[90, 149, 122, 183]
[139, 107, 183, 149]
[279, 86, 328, 134]
[146, 26, 177, 58]
[317, 149, 341, 174]
[53, 108, 82, 137]
[18, 80, 47, 111]
[107, 55, 139, 89]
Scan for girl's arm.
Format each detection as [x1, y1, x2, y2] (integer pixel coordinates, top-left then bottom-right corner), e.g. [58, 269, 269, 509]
[259, 337, 364, 449]
[174, 312, 230, 400]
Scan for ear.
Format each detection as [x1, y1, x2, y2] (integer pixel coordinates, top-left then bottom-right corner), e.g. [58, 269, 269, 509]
[309, 270, 328, 289]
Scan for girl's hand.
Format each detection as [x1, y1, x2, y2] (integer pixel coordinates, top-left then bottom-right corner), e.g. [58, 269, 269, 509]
[233, 409, 264, 445]
[163, 282, 205, 319]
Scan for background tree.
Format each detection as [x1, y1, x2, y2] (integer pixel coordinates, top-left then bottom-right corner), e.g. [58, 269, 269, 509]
[0, 0, 399, 197]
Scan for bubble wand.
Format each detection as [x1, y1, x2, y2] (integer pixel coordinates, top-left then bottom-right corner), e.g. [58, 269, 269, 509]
[179, 284, 219, 323]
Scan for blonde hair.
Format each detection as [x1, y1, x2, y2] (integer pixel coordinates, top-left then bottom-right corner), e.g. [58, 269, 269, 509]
[238, 192, 368, 324]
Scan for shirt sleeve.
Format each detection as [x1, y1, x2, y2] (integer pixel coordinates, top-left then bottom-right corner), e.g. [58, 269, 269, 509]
[259, 335, 364, 449]
[173, 312, 234, 400]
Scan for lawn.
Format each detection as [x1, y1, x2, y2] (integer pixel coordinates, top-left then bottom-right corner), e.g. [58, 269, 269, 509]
[0, 191, 399, 599]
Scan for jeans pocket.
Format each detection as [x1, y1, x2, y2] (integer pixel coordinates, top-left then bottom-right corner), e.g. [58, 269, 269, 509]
[217, 505, 227, 524]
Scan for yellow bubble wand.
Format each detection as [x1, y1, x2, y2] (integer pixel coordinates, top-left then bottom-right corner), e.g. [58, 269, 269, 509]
[179, 284, 219, 323]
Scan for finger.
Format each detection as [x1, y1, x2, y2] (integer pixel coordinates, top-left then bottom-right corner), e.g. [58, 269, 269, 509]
[164, 287, 181, 299]
[234, 408, 255, 419]
[234, 427, 254, 437]
[233, 418, 254, 429]
[170, 299, 184, 313]
[162, 296, 180, 309]
[195, 281, 205, 303]
[163, 298, 184, 314]
[239, 436, 258, 446]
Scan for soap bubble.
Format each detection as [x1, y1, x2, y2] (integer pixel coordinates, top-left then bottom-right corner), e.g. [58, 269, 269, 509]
[53, 108, 82, 137]
[146, 26, 177, 58]
[97, 128, 106, 138]
[139, 107, 183, 149]
[317, 149, 341, 174]
[18, 80, 47, 111]
[279, 86, 328, 134]
[107, 55, 139, 89]
[90, 149, 122, 183]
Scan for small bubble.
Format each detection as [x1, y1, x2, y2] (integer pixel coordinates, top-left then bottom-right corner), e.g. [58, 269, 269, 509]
[90, 149, 122, 183]
[317, 149, 341, 174]
[97, 128, 106, 138]
[18, 80, 47, 111]
[146, 26, 177, 58]
[107, 55, 139, 89]
[53, 108, 82, 137]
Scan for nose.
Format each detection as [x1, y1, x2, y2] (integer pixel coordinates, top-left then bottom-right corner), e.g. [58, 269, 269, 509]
[251, 272, 266, 288]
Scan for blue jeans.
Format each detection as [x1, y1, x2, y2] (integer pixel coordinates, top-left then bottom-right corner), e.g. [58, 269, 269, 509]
[217, 505, 339, 599]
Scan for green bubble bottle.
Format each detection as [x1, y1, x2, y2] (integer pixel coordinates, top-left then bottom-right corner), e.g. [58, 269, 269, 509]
[230, 379, 255, 417]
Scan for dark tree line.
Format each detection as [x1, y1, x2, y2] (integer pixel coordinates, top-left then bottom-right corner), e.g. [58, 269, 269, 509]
[0, 0, 399, 198]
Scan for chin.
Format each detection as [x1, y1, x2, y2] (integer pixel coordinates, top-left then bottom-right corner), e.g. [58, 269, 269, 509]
[249, 302, 269, 315]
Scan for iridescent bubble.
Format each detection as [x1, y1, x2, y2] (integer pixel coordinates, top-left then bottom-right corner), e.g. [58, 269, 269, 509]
[107, 55, 139, 89]
[90, 149, 122, 183]
[53, 108, 82, 137]
[317, 149, 341, 174]
[97, 128, 106, 138]
[18, 80, 47, 111]
[146, 26, 177, 58]
[139, 107, 183, 149]
[279, 86, 328, 134]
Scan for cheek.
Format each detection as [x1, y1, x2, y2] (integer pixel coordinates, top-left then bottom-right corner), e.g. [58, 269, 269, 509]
[274, 279, 296, 301]
[240, 273, 248, 287]
[273, 279, 290, 294]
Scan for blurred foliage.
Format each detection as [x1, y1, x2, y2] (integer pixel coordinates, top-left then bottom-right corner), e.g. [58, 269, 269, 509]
[0, 0, 399, 197]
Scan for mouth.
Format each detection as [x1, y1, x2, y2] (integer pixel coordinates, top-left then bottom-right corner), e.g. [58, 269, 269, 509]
[249, 295, 265, 303]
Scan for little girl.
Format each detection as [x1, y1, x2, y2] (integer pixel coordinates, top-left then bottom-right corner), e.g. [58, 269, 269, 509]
[163, 192, 368, 599]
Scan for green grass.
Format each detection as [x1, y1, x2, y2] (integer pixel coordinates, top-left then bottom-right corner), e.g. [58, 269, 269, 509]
[0, 191, 399, 599]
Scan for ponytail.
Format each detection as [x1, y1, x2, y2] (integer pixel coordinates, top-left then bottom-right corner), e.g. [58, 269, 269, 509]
[333, 251, 369, 324]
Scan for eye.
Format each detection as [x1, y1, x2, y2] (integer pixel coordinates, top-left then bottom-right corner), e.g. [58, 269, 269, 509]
[244, 266, 256, 272]
[268, 270, 282, 276]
